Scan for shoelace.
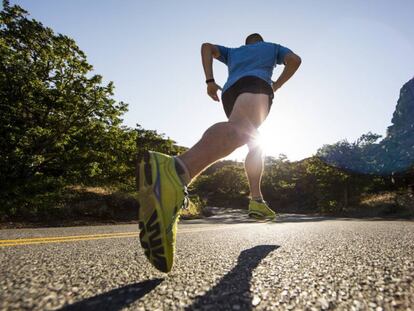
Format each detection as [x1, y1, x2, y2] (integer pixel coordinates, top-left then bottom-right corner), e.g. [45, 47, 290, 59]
[167, 186, 189, 233]
[182, 186, 189, 210]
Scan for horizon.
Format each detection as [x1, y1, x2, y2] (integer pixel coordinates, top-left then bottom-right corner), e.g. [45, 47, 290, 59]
[9, 0, 414, 161]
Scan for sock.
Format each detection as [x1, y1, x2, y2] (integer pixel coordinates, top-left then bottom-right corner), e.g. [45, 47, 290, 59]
[251, 196, 264, 203]
[174, 156, 191, 186]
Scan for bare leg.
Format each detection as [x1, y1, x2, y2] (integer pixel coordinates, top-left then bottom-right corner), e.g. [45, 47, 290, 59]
[178, 93, 270, 182]
[245, 139, 264, 198]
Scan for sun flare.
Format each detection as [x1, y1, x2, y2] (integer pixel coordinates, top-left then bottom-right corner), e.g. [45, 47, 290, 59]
[250, 132, 266, 152]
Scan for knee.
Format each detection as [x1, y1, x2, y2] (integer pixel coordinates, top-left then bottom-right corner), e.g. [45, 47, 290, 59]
[226, 122, 251, 148]
[202, 121, 252, 149]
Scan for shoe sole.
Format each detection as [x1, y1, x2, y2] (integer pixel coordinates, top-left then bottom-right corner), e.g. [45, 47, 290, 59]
[136, 151, 172, 273]
[248, 211, 276, 221]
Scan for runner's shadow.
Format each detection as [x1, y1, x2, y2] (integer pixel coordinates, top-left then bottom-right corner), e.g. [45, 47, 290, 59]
[60, 278, 163, 311]
[186, 245, 279, 310]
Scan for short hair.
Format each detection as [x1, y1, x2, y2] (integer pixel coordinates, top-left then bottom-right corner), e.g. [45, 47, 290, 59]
[245, 33, 264, 45]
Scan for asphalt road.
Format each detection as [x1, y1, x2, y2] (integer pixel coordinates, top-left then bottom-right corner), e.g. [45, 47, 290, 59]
[1, 212, 413, 310]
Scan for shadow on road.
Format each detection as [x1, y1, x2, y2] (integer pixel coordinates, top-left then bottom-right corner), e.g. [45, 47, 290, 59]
[60, 278, 163, 311]
[186, 245, 279, 310]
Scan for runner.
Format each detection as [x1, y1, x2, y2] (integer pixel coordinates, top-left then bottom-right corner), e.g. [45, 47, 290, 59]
[136, 33, 301, 272]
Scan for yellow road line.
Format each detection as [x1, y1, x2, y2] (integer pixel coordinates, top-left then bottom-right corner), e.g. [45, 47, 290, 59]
[0, 223, 258, 247]
[0, 231, 138, 243]
[0, 234, 138, 247]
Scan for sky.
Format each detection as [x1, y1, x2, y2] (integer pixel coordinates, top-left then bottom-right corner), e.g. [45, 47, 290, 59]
[9, 0, 414, 161]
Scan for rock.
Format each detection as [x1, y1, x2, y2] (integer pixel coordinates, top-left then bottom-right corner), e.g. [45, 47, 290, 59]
[252, 295, 261, 306]
[318, 297, 329, 310]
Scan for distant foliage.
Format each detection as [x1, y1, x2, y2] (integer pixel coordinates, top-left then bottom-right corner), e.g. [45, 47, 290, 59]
[262, 156, 373, 213]
[318, 77, 414, 176]
[317, 132, 383, 175]
[191, 164, 249, 207]
[191, 155, 391, 213]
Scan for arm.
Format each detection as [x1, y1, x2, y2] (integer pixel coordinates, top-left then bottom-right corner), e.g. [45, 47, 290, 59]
[272, 52, 302, 92]
[201, 43, 220, 81]
[201, 43, 222, 102]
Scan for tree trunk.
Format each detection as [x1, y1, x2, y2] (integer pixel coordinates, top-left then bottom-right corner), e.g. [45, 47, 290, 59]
[343, 182, 349, 210]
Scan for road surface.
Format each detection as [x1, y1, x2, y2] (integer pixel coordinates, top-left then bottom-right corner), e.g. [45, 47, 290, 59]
[1, 212, 413, 310]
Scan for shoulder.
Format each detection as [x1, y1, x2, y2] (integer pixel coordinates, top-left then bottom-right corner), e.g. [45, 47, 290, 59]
[254, 41, 281, 52]
[264, 41, 281, 48]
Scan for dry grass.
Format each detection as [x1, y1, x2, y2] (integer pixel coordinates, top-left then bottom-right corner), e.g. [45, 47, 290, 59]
[66, 185, 115, 195]
[357, 191, 414, 218]
[360, 192, 396, 206]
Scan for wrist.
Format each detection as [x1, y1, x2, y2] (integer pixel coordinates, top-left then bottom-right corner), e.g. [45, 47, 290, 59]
[206, 78, 215, 84]
[272, 81, 281, 91]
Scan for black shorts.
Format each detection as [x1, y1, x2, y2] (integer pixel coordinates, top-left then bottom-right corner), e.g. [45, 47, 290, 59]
[221, 75, 274, 118]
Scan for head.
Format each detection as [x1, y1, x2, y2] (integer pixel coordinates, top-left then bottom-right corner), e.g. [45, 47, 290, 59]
[245, 33, 264, 45]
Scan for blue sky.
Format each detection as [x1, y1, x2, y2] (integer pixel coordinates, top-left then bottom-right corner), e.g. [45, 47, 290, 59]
[10, 0, 414, 160]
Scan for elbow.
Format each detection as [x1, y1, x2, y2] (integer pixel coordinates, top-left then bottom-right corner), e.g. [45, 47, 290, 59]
[201, 43, 218, 58]
[284, 53, 302, 68]
[290, 56, 302, 71]
[201, 42, 213, 51]
[293, 54, 302, 67]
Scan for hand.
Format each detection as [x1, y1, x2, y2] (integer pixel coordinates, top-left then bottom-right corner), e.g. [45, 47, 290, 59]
[207, 82, 222, 102]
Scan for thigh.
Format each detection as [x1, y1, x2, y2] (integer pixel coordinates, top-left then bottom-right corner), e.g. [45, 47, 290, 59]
[228, 92, 270, 130]
[221, 90, 237, 119]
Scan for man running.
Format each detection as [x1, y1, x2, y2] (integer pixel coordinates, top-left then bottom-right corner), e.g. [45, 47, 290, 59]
[136, 33, 301, 272]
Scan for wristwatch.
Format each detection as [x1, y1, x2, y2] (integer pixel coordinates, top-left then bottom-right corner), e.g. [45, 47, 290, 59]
[206, 78, 215, 84]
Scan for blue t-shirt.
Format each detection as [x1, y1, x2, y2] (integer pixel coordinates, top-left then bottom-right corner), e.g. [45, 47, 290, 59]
[215, 41, 292, 94]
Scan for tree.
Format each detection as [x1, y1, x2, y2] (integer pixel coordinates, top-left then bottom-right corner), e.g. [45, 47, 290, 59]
[261, 155, 297, 207]
[191, 164, 249, 207]
[0, 2, 131, 214]
[135, 124, 187, 158]
[316, 133, 383, 175]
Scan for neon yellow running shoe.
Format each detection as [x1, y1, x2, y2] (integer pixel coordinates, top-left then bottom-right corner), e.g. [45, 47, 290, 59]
[248, 199, 276, 220]
[136, 151, 188, 273]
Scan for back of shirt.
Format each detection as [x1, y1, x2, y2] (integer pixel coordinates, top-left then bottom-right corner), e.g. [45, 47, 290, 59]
[215, 41, 292, 94]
